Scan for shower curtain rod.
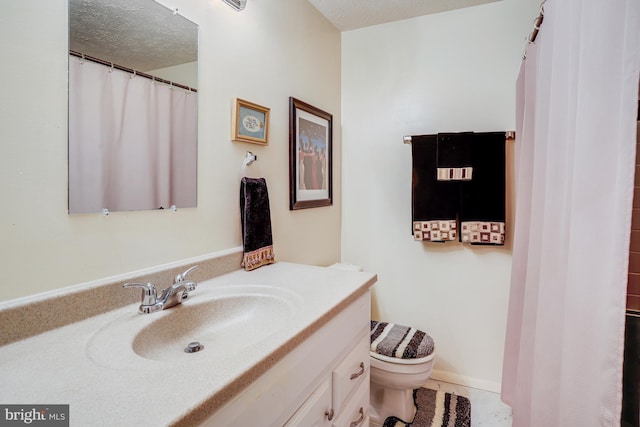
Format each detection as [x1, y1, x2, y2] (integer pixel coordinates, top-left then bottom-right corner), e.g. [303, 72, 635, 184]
[69, 50, 197, 93]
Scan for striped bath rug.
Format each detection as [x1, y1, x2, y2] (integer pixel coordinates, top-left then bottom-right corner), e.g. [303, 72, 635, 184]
[383, 388, 471, 427]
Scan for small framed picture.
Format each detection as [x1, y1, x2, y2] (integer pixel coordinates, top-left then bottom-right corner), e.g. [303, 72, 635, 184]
[289, 97, 333, 210]
[232, 98, 270, 145]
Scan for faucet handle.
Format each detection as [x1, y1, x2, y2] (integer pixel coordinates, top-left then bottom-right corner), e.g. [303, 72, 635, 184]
[123, 282, 158, 306]
[174, 265, 199, 284]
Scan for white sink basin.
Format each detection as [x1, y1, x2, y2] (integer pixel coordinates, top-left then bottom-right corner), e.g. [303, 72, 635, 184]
[86, 285, 301, 367]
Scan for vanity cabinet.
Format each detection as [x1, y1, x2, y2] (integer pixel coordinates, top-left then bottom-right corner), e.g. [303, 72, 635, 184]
[202, 291, 371, 426]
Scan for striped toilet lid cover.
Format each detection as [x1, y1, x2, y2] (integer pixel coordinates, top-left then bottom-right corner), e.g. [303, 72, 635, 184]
[370, 320, 435, 360]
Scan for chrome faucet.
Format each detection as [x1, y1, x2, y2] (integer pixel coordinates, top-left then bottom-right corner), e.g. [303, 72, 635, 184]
[124, 265, 199, 314]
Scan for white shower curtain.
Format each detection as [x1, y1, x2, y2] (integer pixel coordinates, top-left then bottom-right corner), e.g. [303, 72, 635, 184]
[68, 55, 197, 213]
[502, 1, 640, 426]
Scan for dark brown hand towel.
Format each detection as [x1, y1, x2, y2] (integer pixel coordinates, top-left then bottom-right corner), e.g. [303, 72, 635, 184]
[240, 177, 275, 270]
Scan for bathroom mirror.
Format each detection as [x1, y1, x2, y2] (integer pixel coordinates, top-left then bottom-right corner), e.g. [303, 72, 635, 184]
[68, 0, 198, 214]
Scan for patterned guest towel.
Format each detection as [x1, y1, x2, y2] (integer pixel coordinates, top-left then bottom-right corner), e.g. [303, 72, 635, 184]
[411, 135, 458, 242]
[411, 132, 506, 245]
[383, 388, 471, 427]
[240, 177, 275, 271]
[458, 132, 506, 245]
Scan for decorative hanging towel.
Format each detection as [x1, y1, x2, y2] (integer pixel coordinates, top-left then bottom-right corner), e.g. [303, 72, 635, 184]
[240, 177, 275, 270]
[411, 135, 458, 242]
[411, 132, 506, 245]
[459, 132, 506, 245]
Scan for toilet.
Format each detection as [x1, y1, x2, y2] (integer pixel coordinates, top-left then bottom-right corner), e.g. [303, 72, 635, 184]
[369, 320, 435, 425]
[328, 264, 436, 426]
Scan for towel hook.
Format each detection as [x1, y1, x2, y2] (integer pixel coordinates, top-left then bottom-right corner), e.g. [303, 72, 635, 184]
[241, 151, 262, 177]
[245, 151, 257, 165]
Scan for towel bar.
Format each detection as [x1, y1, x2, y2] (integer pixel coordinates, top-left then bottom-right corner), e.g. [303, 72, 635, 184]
[403, 131, 515, 144]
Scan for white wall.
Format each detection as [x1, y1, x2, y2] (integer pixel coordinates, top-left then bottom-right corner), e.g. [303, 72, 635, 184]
[341, 0, 538, 391]
[0, 0, 342, 302]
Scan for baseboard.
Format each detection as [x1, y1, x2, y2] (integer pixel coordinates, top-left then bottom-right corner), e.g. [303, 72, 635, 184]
[429, 369, 502, 394]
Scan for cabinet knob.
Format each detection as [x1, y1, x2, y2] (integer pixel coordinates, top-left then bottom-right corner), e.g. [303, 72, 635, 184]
[325, 408, 334, 421]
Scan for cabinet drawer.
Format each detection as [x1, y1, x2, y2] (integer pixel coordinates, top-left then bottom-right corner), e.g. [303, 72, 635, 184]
[332, 379, 369, 427]
[284, 379, 332, 427]
[332, 333, 370, 414]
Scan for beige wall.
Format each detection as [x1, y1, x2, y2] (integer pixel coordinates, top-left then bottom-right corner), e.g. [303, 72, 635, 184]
[0, 0, 342, 302]
[341, 0, 539, 391]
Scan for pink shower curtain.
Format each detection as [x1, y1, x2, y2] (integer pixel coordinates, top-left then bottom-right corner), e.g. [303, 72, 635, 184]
[68, 55, 197, 213]
[502, 1, 640, 426]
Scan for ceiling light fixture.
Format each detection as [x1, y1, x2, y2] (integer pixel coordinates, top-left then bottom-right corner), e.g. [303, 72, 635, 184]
[222, 0, 247, 11]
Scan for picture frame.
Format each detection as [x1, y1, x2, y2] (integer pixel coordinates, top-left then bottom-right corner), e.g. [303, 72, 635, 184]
[289, 97, 333, 210]
[232, 98, 270, 145]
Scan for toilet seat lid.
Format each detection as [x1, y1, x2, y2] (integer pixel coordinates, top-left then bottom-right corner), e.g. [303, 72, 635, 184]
[370, 320, 435, 360]
[370, 350, 434, 365]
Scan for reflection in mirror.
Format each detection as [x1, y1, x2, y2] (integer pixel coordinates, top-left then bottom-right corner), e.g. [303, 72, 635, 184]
[68, 0, 198, 214]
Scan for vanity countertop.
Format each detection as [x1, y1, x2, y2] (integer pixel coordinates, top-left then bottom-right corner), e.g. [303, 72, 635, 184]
[0, 262, 376, 426]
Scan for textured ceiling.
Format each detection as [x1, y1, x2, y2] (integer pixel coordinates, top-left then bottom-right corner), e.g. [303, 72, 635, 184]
[69, 0, 197, 72]
[69, 0, 499, 72]
[307, 0, 502, 31]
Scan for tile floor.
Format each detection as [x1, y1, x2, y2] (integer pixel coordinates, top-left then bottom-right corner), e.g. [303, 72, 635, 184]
[423, 379, 513, 427]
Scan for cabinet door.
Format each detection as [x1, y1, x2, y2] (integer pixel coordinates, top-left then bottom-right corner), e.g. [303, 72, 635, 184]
[284, 379, 332, 427]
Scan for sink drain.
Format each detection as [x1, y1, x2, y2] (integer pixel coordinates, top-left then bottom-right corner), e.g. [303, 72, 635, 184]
[184, 341, 204, 353]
